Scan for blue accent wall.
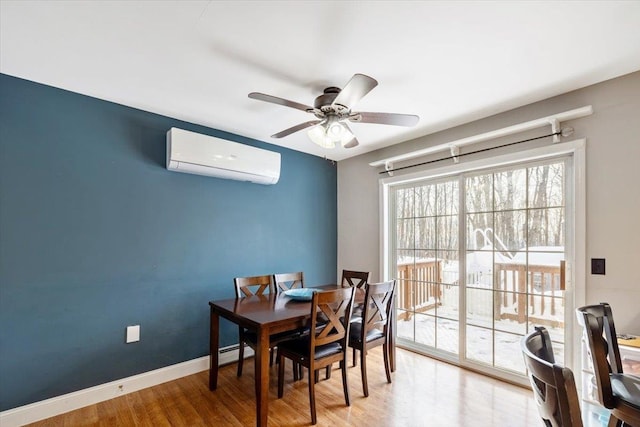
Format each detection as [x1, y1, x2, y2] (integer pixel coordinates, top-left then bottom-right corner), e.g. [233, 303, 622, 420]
[0, 74, 337, 410]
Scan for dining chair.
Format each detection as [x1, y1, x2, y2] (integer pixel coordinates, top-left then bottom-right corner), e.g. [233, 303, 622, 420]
[521, 326, 583, 427]
[234, 275, 301, 378]
[348, 280, 396, 397]
[273, 271, 304, 292]
[341, 269, 370, 290]
[274, 271, 307, 380]
[576, 303, 640, 427]
[234, 274, 274, 298]
[277, 286, 356, 425]
[341, 269, 369, 316]
[320, 269, 371, 380]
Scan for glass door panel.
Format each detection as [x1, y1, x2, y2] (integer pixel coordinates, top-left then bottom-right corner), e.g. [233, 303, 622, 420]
[393, 179, 460, 358]
[390, 158, 569, 382]
[464, 160, 566, 374]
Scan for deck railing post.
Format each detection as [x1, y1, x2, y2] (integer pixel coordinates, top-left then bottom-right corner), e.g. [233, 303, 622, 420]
[494, 267, 501, 322]
[489, 261, 562, 327]
[518, 265, 527, 324]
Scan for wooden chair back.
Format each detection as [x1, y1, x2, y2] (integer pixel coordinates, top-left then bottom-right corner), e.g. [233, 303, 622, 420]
[521, 327, 583, 427]
[341, 270, 369, 289]
[273, 271, 304, 293]
[234, 275, 274, 298]
[347, 280, 396, 396]
[361, 280, 396, 342]
[575, 303, 622, 408]
[310, 287, 356, 349]
[576, 304, 640, 426]
[341, 270, 369, 303]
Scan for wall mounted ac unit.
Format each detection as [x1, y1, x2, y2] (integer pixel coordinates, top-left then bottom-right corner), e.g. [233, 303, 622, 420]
[166, 128, 280, 185]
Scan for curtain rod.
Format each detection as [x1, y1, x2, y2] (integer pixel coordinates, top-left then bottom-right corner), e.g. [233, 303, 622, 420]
[369, 105, 593, 172]
[378, 130, 564, 175]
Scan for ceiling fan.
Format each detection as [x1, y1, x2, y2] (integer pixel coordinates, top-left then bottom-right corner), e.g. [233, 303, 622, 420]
[248, 73, 419, 149]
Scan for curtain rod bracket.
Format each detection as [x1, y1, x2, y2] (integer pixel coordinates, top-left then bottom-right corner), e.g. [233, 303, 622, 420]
[450, 146, 460, 163]
[548, 118, 561, 142]
[385, 161, 394, 176]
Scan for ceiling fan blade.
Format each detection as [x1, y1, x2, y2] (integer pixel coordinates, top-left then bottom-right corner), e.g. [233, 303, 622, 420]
[351, 112, 419, 127]
[341, 123, 359, 148]
[332, 74, 378, 109]
[249, 92, 314, 112]
[271, 120, 322, 138]
[343, 137, 359, 149]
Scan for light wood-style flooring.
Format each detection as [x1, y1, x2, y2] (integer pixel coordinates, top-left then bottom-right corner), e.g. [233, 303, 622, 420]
[27, 347, 540, 426]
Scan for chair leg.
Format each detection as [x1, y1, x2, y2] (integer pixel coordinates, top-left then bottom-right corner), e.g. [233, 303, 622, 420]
[326, 364, 331, 379]
[299, 363, 304, 381]
[341, 359, 351, 406]
[237, 341, 244, 377]
[270, 347, 274, 366]
[607, 415, 622, 427]
[353, 348, 357, 367]
[360, 347, 369, 397]
[254, 356, 260, 398]
[277, 350, 285, 398]
[383, 342, 392, 383]
[308, 367, 317, 425]
[294, 362, 302, 381]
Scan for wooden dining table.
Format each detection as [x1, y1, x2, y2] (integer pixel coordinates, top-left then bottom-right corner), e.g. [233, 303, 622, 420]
[208, 284, 395, 427]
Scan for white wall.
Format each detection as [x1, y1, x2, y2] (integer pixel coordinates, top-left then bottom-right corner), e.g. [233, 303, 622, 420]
[337, 70, 640, 333]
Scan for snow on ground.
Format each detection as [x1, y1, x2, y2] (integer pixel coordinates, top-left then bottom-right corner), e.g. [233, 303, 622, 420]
[395, 246, 566, 374]
[396, 292, 565, 375]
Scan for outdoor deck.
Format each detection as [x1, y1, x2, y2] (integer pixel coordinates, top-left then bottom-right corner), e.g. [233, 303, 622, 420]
[396, 258, 564, 328]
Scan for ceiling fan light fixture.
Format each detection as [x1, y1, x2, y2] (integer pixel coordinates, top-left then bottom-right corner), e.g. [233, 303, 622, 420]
[327, 119, 345, 139]
[336, 125, 355, 148]
[307, 124, 336, 149]
[307, 118, 355, 149]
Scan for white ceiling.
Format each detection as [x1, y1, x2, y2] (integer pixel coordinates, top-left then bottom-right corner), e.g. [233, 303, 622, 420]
[2, 1, 640, 161]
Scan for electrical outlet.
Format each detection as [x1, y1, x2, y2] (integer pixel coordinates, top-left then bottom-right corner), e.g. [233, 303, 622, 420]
[591, 258, 606, 275]
[126, 325, 140, 343]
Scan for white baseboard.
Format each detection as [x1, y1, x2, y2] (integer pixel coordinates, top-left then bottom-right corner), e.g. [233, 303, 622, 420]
[0, 345, 253, 427]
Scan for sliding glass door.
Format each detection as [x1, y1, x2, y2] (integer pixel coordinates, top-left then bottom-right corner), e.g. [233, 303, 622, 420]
[389, 157, 570, 381]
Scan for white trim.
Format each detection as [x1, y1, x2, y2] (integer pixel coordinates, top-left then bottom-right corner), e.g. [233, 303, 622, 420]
[380, 182, 389, 281]
[0, 346, 251, 427]
[572, 139, 587, 388]
[369, 106, 592, 168]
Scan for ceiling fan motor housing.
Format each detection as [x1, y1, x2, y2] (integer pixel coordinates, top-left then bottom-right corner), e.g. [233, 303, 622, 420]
[314, 87, 340, 108]
[313, 87, 350, 119]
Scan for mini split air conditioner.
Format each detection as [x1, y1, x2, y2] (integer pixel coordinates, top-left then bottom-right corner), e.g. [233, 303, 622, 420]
[166, 128, 281, 185]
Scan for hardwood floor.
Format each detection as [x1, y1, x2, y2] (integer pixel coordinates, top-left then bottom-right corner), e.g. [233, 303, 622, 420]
[27, 348, 540, 426]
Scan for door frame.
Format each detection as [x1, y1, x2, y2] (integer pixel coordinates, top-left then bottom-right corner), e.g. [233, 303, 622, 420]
[379, 139, 586, 384]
